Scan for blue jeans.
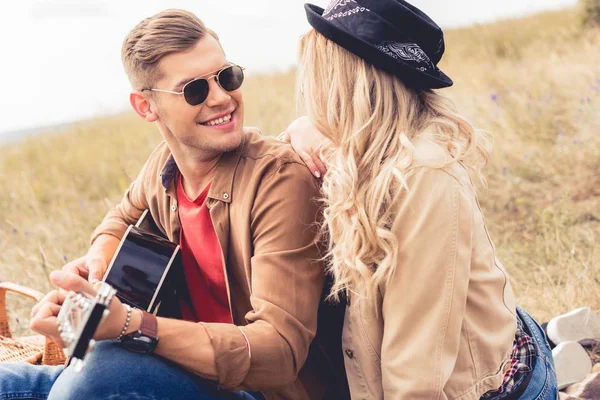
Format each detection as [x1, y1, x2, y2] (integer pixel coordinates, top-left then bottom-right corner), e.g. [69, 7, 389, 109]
[509, 306, 559, 400]
[0, 341, 261, 400]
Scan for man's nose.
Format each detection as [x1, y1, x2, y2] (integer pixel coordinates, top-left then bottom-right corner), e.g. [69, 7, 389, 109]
[204, 77, 231, 107]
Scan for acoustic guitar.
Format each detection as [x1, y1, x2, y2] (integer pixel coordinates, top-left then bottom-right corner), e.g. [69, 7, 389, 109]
[56, 210, 185, 369]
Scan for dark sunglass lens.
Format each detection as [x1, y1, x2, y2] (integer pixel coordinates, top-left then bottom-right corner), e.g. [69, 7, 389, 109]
[219, 66, 244, 92]
[183, 79, 209, 106]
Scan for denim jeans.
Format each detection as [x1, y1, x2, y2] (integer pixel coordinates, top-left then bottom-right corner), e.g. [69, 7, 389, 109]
[508, 306, 559, 400]
[0, 340, 261, 400]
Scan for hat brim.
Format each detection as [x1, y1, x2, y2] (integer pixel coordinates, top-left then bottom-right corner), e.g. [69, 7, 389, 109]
[304, 4, 453, 90]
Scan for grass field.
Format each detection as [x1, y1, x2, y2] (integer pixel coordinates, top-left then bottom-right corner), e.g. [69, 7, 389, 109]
[0, 6, 598, 337]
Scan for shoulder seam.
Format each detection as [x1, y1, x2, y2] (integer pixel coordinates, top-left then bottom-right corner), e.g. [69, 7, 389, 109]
[262, 159, 313, 182]
[405, 165, 470, 191]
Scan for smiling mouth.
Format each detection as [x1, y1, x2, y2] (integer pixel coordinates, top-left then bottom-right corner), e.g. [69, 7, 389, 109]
[199, 113, 233, 127]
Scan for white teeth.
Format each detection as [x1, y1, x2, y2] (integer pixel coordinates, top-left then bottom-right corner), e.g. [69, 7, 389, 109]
[203, 113, 232, 126]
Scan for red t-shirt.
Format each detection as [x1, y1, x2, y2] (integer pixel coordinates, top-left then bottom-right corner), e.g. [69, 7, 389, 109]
[177, 175, 232, 324]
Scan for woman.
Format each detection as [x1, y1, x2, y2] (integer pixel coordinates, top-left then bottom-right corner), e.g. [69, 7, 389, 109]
[282, 0, 559, 399]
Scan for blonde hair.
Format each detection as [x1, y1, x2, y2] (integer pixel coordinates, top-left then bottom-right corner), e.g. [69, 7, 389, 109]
[297, 29, 489, 306]
[122, 9, 220, 89]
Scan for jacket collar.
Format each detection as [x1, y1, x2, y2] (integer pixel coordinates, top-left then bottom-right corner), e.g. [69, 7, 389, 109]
[159, 130, 250, 204]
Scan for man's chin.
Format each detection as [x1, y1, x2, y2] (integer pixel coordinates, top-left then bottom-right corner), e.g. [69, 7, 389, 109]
[182, 128, 243, 154]
[218, 132, 243, 153]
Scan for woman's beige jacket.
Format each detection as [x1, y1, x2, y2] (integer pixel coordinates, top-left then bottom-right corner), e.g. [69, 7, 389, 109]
[342, 139, 517, 399]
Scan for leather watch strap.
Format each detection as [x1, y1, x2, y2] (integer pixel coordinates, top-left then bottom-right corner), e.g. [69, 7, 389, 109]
[139, 310, 158, 339]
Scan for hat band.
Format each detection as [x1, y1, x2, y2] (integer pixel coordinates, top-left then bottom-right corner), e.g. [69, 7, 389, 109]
[321, 0, 435, 72]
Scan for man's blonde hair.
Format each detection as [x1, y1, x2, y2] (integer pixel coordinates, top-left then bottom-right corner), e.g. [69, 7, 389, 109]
[122, 9, 220, 89]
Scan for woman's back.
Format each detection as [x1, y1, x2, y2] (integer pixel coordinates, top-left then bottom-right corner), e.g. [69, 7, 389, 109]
[342, 138, 517, 399]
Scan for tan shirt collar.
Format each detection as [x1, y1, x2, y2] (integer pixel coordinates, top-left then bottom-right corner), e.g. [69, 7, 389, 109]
[159, 130, 251, 205]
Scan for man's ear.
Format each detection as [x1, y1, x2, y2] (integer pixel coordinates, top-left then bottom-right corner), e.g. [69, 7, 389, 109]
[130, 91, 158, 122]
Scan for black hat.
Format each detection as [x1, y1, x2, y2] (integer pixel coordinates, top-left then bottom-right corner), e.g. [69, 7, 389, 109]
[304, 0, 453, 89]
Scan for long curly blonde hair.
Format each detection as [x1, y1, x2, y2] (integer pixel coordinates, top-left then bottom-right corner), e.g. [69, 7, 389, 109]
[297, 29, 490, 306]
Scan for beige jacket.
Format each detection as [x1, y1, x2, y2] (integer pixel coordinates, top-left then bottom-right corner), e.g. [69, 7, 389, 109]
[342, 140, 517, 399]
[91, 128, 348, 399]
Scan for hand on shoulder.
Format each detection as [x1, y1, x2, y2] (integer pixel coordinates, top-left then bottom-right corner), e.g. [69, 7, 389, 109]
[279, 116, 330, 179]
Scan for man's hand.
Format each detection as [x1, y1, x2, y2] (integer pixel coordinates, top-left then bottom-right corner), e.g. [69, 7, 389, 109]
[30, 271, 133, 347]
[62, 234, 120, 283]
[62, 255, 108, 283]
[29, 288, 67, 347]
[278, 116, 330, 179]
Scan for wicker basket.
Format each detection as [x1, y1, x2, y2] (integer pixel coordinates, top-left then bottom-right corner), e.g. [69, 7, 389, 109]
[0, 282, 66, 365]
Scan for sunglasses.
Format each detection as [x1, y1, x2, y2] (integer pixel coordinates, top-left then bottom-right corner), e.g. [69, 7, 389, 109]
[142, 64, 245, 106]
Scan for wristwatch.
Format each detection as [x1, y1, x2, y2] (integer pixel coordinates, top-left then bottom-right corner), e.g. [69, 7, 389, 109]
[119, 310, 159, 354]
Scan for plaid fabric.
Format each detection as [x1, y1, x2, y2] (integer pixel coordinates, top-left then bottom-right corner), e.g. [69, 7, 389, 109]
[482, 317, 537, 399]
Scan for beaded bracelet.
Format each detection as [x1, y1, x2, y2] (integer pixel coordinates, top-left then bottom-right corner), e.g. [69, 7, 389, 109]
[117, 304, 132, 341]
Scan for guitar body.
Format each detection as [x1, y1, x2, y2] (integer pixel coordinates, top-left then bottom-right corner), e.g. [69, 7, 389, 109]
[102, 210, 185, 318]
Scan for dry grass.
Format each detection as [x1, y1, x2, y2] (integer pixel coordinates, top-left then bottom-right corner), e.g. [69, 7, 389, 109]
[1, 6, 599, 337]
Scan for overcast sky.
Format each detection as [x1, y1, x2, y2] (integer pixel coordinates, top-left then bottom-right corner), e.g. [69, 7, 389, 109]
[0, 0, 577, 135]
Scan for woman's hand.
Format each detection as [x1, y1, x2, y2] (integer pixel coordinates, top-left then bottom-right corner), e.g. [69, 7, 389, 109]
[29, 271, 131, 347]
[279, 116, 330, 179]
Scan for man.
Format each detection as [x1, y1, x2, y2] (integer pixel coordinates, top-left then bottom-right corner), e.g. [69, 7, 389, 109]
[0, 9, 346, 400]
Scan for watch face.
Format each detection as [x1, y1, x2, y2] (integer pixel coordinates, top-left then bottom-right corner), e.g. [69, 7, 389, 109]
[121, 335, 157, 354]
